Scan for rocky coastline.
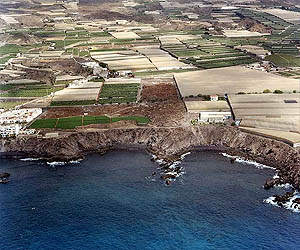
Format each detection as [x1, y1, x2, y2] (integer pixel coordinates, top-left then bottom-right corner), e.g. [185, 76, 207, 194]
[0, 125, 299, 190]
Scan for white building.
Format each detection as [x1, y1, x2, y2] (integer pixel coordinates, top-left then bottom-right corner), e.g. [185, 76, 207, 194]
[0, 108, 42, 125]
[0, 108, 42, 137]
[0, 124, 21, 137]
[199, 112, 231, 123]
[210, 95, 219, 101]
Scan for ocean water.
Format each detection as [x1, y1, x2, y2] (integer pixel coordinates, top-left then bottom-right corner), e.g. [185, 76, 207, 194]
[1, 150, 300, 250]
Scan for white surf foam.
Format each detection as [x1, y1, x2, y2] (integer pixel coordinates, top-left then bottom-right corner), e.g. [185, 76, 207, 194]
[69, 159, 82, 164]
[264, 192, 300, 213]
[221, 153, 276, 170]
[180, 152, 191, 160]
[47, 161, 66, 166]
[275, 183, 294, 189]
[151, 152, 190, 183]
[20, 158, 41, 161]
[47, 159, 82, 166]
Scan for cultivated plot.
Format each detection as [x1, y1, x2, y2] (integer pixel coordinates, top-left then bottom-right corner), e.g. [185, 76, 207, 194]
[229, 93, 300, 133]
[174, 66, 299, 96]
[91, 50, 156, 72]
[135, 46, 192, 70]
[184, 100, 230, 113]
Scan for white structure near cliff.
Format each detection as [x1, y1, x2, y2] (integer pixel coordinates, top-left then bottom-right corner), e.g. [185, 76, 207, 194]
[199, 112, 231, 123]
[0, 124, 21, 137]
[0, 108, 42, 125]
[0, 108, 42, 137]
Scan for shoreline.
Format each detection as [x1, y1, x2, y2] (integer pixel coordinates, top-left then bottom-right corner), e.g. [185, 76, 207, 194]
[1, 125, 299, 190]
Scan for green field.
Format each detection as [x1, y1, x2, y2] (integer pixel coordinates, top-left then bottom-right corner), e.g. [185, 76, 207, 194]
[98, 83, 140, 104]
[56, 116, 83, 129]
[0, 83, 63, 98]
[0, 44, 20, 55]
[265, 54, 300, 67]
[0, 101, 25, 110]
[184, 56, 257, 69]
[29, 115, 150, 129]
[83, 116, 110, 125]
[0, 55, 15, 64]
[50, 100, 96, 106]
[29, 118, 57, 129]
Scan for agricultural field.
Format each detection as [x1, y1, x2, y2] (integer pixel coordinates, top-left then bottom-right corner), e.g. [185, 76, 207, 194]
[174, 66, 299, 97]
[276, 70, 300, 78]
[0, 101, 25, 110]
[135, 45, 192, 70]
[237, 9, 291, 31]
[98, 82, 140, 104]
[2, 0, 300, 137]
[161, 36, 258, 69]
[51, 81, 103, 106]
[184, 101, 230, 113]
[0, 81, 62, 98]
[110, 31, 141, 39]
[90, 49, 157, 72]
[240, 127, 300, 147]
[261, 9, 300, 25]
[265, 54, 300, 67]
[223, 30, 268, 38]
[29, 115, 150, 129]
[229, 94, 300, 145]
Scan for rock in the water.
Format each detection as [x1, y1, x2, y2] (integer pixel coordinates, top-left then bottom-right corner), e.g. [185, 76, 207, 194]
[0, 172, 10, 178]
[294, 198, 300, 204]
[264, 178, 280, 189]
[161, 174, 176, 180]
[273, 191, 296, 207]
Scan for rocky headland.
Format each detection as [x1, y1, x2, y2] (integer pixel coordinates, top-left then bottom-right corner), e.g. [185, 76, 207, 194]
[0, 125, 299, 190]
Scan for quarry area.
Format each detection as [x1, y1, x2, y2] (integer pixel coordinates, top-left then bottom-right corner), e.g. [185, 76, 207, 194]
[0, 0, 299, 147]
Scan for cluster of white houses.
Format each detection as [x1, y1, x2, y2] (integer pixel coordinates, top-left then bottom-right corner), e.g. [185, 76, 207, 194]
[0, 108, 42, 137]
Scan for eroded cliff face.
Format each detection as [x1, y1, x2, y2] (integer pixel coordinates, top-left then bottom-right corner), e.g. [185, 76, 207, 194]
[1, 125, 300, 188]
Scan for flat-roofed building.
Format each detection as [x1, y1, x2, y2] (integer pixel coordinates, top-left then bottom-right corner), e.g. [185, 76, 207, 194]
[199, 111, 231, 123]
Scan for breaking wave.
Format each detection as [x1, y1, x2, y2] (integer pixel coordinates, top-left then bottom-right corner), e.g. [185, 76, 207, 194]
[20, 158, 41, 161]
[221, 153, 276, 170]
[264, 192, 300, 213]
[47, 159, 82, 166]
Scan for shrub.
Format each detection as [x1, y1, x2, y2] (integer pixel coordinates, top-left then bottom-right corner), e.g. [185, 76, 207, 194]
[273, 89, 283, 94]
[263, 89, 272, 93]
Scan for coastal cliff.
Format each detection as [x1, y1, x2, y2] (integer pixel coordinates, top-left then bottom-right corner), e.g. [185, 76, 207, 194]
[1, 125, 300, 188]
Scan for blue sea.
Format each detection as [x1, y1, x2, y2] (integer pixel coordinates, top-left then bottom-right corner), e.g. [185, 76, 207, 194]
[1, 150, 300, 250]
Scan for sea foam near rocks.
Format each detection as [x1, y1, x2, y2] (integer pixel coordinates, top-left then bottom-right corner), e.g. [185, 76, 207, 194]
[20, 158, 41, 161]
[150, 152, 191, 184]
[221, 153, 276, 170]
[47, 159, 82, 166]
[264, 192, 300, 213]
